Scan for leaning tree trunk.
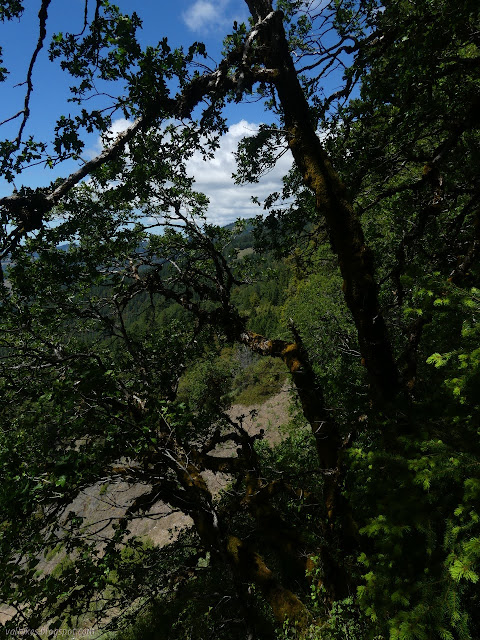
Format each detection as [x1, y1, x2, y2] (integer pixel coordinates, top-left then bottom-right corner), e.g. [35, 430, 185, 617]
[245, 0, 399, 403]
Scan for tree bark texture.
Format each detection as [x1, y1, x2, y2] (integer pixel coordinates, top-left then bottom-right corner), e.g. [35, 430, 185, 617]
[246, 1, 399, 402]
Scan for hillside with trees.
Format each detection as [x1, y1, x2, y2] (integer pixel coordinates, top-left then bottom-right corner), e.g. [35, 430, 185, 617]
[0, 0, 480, 638]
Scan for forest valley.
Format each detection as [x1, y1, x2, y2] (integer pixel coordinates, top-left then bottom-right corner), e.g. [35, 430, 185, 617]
[0, 0, 480, 638]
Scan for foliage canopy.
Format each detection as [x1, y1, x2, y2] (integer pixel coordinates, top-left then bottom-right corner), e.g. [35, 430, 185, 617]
[0, 0, 479, 638]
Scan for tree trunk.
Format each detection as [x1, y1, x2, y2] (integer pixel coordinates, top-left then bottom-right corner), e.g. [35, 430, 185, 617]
[246, 1, 399, 402]
[171, 448, 311, 628]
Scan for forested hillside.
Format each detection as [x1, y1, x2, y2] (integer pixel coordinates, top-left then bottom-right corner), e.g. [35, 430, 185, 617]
[0, 0, 479, 639]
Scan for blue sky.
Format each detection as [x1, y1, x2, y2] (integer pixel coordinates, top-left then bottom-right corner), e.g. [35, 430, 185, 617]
[0, 1, 294, 224]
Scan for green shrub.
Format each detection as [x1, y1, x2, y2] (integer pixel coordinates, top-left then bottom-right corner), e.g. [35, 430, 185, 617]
[233, 356, 286, 405]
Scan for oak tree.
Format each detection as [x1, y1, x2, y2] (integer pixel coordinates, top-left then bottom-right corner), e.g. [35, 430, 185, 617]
[0, 0, 479, 638]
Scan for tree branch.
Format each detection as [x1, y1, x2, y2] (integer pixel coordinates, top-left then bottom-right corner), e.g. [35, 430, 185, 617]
[5, 0, 51, 159]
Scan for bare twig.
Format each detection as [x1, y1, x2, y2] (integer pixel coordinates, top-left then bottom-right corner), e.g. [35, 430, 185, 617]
[11, 0, 52, 152]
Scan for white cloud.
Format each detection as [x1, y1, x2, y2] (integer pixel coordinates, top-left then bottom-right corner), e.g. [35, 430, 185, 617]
[182, 0, 245, 33]
[107, 118, 132, 138]
[86, 117, 133, 158]
[185, 119, 293, 226]
[90, 117, 292, 227]
[99, 117, 134, 151]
